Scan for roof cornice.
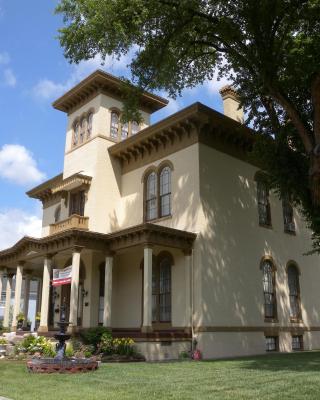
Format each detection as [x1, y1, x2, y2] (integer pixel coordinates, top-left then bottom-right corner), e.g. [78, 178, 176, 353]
[52, 70, 168, 114]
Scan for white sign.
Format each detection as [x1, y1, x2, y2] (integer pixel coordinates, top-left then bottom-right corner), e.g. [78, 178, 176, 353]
[52, 266, 72, 286]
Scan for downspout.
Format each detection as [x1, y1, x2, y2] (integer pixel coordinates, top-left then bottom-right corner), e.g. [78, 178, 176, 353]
[191, 248, 195, 352]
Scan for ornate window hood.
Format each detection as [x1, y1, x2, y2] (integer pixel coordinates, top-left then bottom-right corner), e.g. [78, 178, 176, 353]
[51, 173, 92, 195]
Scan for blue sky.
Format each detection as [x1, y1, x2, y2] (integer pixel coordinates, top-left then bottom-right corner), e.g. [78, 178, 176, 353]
[0, 0, 227, 250]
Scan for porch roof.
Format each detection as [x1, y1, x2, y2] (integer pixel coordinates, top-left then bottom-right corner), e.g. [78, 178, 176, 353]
[0, 223, 196, 268]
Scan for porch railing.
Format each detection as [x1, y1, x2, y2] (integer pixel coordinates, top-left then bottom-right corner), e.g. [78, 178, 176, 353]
[49, 214, 89, 235]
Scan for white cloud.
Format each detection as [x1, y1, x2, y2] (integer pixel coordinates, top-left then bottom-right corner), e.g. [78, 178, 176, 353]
[33, 52, 132, 101]
[3, 68, 16, 87]
[0, 52, 9, 65]
[0, 208, 42, 250]
[0, 144, 46, 186]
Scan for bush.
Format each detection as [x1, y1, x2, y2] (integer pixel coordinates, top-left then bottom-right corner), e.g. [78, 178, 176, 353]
[65, 343, 74, 358]
[74, 344, 95, 358]
[15, 335, 55, 357]
[80, 327, 111, 349]
[98, 331, 113, 354]
[0, 338, 8, 345]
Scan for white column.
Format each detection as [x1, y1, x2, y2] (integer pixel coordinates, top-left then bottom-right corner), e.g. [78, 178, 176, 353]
[23, 275, 31, 328]
[39, 257, 52, 332]
[3, 274, 13, 328]
[36, 278, 42, 313]
[69, 248, 81, 331]
[0, 269, 4, 303]
[142, 246, 153, 332]
[184, 250, 192, 329]
[103, 254, 113, 328]
[12, 263, 24, 330]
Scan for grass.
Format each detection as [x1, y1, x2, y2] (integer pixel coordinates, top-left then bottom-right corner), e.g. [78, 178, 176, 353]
[1, 352, 320, 399]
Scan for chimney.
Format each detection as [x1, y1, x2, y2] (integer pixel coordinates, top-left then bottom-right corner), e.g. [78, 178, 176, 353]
[219, 85, 244, 123]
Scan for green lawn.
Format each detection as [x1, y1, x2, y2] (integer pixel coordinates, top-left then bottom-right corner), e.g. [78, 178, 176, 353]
[1, 352, 320, 399]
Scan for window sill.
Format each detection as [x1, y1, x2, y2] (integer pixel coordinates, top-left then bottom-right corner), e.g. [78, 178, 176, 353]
[264, 318, 278, 323]
[145, 215, 172, 224]
[290, 318, 303, 324]
[259, 223, 273, 230]
[284, 229, 296, 236]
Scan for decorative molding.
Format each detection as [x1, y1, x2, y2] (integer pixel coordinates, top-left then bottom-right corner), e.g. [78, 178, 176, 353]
[0, 223, 196, 267]
[194, 325, 317, 334]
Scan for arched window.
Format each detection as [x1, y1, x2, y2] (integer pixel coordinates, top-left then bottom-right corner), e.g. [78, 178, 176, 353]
[261, 259, 277, 319]
[146, 172, 157, 221]
[282, 195, 295, 233]
[131, 121, 140, 135]
[159, 166, 171, 217]
[121, 122, 129, 140]
[287, 264, 301, 320]
[80, 118, 86, 143]
[110, 112, 119, 139]
[152, 255, 172, 323]
[73, 122, 80, 146]
[257, 180, 271, 227]
[87, 113, 93, 138]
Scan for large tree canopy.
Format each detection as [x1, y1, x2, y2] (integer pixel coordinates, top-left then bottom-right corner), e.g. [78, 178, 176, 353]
[56, 0, 320, 251]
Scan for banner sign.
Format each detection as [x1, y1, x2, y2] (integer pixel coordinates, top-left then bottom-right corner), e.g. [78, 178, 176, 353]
[52, 266, 72, 286]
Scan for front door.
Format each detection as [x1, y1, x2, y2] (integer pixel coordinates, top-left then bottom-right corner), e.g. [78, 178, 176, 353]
[60, 284, 71, 321]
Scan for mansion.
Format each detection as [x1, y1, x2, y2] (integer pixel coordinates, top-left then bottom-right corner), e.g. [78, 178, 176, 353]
[0, 70, 320, 360]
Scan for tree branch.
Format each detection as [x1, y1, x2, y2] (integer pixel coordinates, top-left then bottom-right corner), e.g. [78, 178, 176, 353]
[311, 73, 320, 145]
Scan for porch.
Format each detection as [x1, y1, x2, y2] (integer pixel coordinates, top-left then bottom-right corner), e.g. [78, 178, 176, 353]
[0, 223, 196, 357]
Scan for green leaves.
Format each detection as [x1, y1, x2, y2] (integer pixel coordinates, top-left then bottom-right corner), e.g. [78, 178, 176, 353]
[56, 0, 320, 250]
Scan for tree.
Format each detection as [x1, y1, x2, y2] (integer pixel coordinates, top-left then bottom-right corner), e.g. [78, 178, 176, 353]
[56, 0, 320, 250]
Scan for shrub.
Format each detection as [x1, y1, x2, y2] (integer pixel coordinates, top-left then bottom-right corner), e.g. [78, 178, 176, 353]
[98, 331, 113, 354]
[65, 343, 74, 358]
[80, 327, 111, 349]
[74, 344, 95, 358]
[0, 338, 8, 345]
[15, 335, 55, 357]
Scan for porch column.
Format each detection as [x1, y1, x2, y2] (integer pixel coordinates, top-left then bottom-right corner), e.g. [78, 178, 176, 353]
[36, 278, 42, 313]
[12, 262, 24, 330]
[0, 268, 4, 303]
[142, 245, 153, 332]
[39, 256, 52, 332]
[3, 273, 13, 328]
[103, 253, 113, 328]
[184, 250, 192, 329]
[69, 247, 82, 332]
[23, 274, 31, 328]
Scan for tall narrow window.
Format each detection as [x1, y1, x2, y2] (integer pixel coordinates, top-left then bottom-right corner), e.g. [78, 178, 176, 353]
[131, 121, 140, 135]
[262, 259, 277, 319]
[87, 113, 93, 139]
[257, 180, 271, 226]
[121, 122, 129, 140]
[159, 167, 171, 217]
[111, 112, 119, 139]
[80, 119, 86, 143]
[152, 255, 172, 323]
[282, 195, 295, 233]
[146, 172, 157, 221]
[73, 122, 80, 146]
[69, 191, 85, 217]
[287, 264, 301, 320]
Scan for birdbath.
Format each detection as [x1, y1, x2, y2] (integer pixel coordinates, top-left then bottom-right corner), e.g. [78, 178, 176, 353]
[54, 299, 70, 360]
